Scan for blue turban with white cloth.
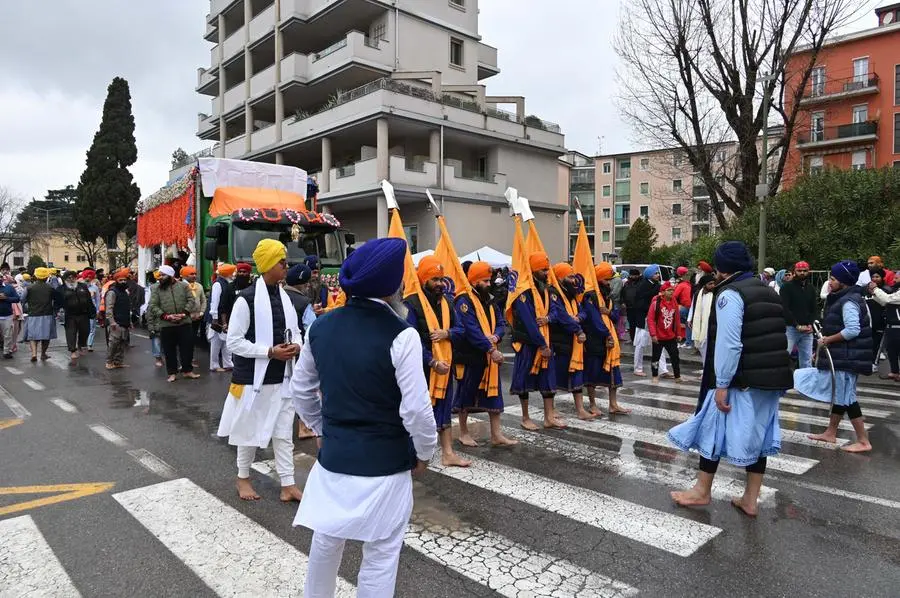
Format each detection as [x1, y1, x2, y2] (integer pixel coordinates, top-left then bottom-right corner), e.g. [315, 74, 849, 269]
[642, 264, 660, 279]
[286, 264, 311, 286]
[339, 237, 407, 298]
[830, 260, 859, 286]
[304, 255, 320, 270]
[714, 241, 754, 274]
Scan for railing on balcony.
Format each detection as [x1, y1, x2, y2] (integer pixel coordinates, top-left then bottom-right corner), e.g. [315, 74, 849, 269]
[615, 217, 631, 226]
[802, 74, 879, 101]
[335, 164, 356, 178]
[312, 37, 348, 62]
[692, 185, 709, 197]
[796, 121, 877, 145]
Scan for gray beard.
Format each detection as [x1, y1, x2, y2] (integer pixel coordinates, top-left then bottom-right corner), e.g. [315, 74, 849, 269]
[386, 288, 408, 319]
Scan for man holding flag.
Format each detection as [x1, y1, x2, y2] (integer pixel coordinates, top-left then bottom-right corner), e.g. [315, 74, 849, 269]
[583, 263, 630, 416]
[550, 262, 592, 420]
[453, 261, 517, 448]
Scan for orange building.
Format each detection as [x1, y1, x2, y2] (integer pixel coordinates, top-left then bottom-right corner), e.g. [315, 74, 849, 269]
[783, 3, 900, 185]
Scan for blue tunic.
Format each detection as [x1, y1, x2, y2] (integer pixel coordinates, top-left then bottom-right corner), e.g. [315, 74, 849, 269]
[553, 292, 586, 392]
[452, 295, 506, 413]
[667, 289, 784, 466]
[509, 288, 557, 394]
[793, 300, 861, 406]
[582, 292, 622, 388]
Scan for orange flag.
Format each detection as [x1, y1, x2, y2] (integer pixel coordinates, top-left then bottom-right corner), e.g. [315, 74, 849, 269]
[506, 215, 550, 374]
[388, 208, 452, 402]
[433, 215, 500, 397]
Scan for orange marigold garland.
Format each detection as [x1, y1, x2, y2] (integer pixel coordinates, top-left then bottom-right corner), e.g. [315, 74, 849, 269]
[137, 182, 195, 248]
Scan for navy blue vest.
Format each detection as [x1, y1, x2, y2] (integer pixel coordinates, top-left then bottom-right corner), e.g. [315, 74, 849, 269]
[821, 286, 872, 376]
[309, 298, 417, 477]
[231, 285, 287, 386]
[111, 285, 132, 327]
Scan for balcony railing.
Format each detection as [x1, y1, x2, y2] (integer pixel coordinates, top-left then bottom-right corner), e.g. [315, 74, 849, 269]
[692, 185, 709, 197]
[335, 164, 356, 178]
[796, 121, 877, 145]
[312, 37, 348, 62]
[802, 74, 879, 102]
[615, 217, 631, 226]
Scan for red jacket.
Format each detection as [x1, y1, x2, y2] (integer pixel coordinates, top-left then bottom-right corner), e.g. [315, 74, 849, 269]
[647, 295, 684, 341]
[673, 280, 692, 309]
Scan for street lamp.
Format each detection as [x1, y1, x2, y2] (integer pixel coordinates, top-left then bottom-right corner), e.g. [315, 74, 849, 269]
[757, 73, 777, 272]
[32, 206, 65, 234]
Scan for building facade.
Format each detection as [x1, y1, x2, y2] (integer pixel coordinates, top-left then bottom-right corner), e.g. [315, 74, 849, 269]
[783, 3, 900, 182]
[195, 0, 568, 258]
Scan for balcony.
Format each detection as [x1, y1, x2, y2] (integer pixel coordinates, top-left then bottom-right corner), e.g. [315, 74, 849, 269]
[280, 0, 391, 55]
[197, 67, 218, 95]
[280, 31, 391, 85]
[800, 74, 879, 105]
[615, 217, 631, 226]
[443, 166, 508, 197]
[692, 185, 709, 198]
[319, 156, 440, 196]
[248, 3, 276, 44]
[250, 63, 277, 98]
[223, 84, 246, 115]
[477, 42, 499, 80]
[796, 121, 877, 149]
[251, 124, 278, 149]
[224, 135, 246, 159]
[222, 29, 245, 64]
[198, 113, 218, 138]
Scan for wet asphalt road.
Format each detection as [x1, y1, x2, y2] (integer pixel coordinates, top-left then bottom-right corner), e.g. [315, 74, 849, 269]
[1, 330, 899, 597]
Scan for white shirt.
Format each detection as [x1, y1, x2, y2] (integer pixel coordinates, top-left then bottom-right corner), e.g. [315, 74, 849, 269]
[209, 279, 223, 320]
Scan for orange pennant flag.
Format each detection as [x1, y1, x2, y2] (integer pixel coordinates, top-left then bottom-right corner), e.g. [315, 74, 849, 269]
[506, 215, 550, 373]
[573, 215, 620, 372]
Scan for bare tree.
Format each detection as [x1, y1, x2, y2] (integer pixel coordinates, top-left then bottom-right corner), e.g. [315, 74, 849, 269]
[60, 229, 106, 269]
[0, 186, 28, 265]
[615, 0, 864, 229]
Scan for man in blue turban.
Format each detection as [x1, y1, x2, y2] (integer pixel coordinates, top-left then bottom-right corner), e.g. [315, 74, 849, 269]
[667, 241, 793, 517]
[290, 237, 438, 596]
[303, 254, 328, 314]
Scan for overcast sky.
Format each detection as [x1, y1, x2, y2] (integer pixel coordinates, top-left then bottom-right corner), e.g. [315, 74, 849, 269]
[0, 0, 883, 207]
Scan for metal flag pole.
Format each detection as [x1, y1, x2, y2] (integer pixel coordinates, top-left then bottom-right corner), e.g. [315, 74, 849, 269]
[812, 320, 836, 406]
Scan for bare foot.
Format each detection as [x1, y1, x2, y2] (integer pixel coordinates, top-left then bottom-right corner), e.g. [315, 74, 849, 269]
[731, 497, 758, 517]
[166, 375, 177, 383]
[577, 410, 598, 420]
[671, 488, 711, 508]
[651, 377, 659, 384]
[544, 419, 567, 430]
[237, 478, 260, 501]
[154, 359, 163, 368]
[841, 441, 872, 453]
[458, 434, 479, 447]
[807, 432, 837, 443]
[608, 405, 632, 415]
[589, 406, 604, 417]
[279, 484, 303, 502]
[520, 419, 540, 431]
[441, 452, 472, 467]
[297, 427, 317, 440]
[491, 435, 519, 448]
[182, 372, 200, 379]
[661, 373, 674, 379]
[633, 371, 646, 377]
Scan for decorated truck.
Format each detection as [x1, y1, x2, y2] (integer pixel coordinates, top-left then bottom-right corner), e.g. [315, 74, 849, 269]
[136, 158, 355, 290]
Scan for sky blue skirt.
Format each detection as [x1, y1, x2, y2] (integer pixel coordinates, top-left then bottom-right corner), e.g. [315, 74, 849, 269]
[793, 368, 858, 406]
[667, 387, 783, 467]
[23, 315, 58, 341]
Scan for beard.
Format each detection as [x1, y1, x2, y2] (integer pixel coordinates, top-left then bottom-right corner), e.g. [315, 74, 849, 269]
[159, 278, 173, 288]
[386, 287, 408, 319]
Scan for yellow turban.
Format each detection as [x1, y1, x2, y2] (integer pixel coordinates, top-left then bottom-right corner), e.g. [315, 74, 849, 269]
[22, 274, 31, 281]
[253, 238, 287, 274]
[34, 267, 51, 280]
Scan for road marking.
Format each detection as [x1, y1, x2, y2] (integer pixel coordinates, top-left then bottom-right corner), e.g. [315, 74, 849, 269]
[431, 453, 721, 557]
[89, 424, 129, 447]
[22, 378, 45, 391]
[127, 449, 177, 479]
[788, 479, 900, 511]
[131, 332, 150, 339]
[49, 397, 78, 413]
[621, 389, 873, 431]
[113, 478, 356, 596]
[0, 384, 30, 418]
[5, 366, 23, 375]
[0, 515, 82, 597]
[0, 418, 24, 430]
[252, 459, 639, 596]
[504, 404, 818, 475]
[0, 482, 115, 517]
[631, 379, 895, 416]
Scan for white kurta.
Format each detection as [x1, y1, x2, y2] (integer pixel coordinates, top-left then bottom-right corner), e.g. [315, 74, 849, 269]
[291, 300, 438, 542]
[216, 288, 301, 449]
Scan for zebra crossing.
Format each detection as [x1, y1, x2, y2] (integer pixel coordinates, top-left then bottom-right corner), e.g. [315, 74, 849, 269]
[2, 376, 896, 597]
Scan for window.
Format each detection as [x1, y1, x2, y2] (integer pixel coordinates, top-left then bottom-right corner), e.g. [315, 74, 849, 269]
[852, 57, 869, 83]
[640, 158, 649, 170]
[369, 23, 386, 43]
[616, 159, 631, 180]
[852, 105, 868, 124]
[77, 254, 87, 262]
[63, 254, 69, 262]
[895, 113, 900, 154]
[672, 179, 683, 192]
[602, 185, 611, 197]
[717, 150, 727, 162]
[449, 0, 465, 8]
[403, 225, 418, 254]
[811, 112, 825, 142]
[640, 182, 649, 195]
[673, 152, 683, 167]
[615, 204, 630, 226]
[601, 208, 611, 219]
[450, 38, 464, 67]
[851, 151, 866, 171]
[12, 257, 23, 267]
[809, 155, 824, 175]
[672, 227, 682, 241]
[895, 65, 899, 106]
[639, 205, 649, 218]
[601, 231, 610, 242]
[672, 203, 682, 216]
[895, 161, 900, 169]
[602, 162, 611, 174]
[811, 66, 825, 96]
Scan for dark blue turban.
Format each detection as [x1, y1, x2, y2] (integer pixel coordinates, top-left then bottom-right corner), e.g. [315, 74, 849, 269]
[339, 237, 407, 298]
[303, 255, 320, 270]
[830, 260, 859, 286]
[286, 264, 311, 286]
[714, 241, 754, 274]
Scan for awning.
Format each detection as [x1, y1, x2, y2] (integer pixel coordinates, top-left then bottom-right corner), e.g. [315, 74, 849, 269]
[459, 246, 512, 267]
[209, 187, 307, 218]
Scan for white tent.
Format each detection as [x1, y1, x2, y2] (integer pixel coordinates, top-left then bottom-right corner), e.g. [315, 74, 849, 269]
[411, 249, 435, 266]
[459, 246, 512, 268]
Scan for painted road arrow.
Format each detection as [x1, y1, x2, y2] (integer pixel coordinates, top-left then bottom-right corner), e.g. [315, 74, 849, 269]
[0, 482, 115, 517]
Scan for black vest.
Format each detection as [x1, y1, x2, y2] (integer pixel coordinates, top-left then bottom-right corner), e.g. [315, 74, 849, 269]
[453, 293, 496, 366]
[61, 283, 94, 316]
[285, 287, 312, 339]
[821, 286, 872, 375]
[231, 285, 287, 386]
[111, 285, 132, 327]
[702, 276, 793, 393]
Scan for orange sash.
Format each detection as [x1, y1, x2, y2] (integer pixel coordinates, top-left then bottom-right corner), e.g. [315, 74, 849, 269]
[426, 296, 453, 405]
[530, 286, 551, 375]
[599, 293, 621, 372]
[559, 293, 584, 373]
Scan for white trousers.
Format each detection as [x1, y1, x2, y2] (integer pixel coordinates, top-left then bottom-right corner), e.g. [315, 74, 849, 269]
[209, 333, 233, 370]
[236, 437, 295, 486]
[633, 328, 668, 374]
[304, 519, 407, 598]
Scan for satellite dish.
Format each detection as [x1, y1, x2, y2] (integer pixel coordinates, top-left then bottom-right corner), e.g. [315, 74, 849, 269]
[884, 12, 895, 24]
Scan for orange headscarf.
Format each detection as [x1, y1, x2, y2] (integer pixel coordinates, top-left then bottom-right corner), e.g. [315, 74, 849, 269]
[217, 263, 236, 277]
[529, 251, 550, 273]
[595, 262, 614, 282]
[180, 266, 197, 277]
[113, 268, 131, 281]
[416, 255, 444, 285]
[467, 261, 492, 285]
[553, 262, 574, 281]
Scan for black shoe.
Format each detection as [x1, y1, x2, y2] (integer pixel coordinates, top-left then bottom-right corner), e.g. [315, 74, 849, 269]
[2, 353, 12, 359]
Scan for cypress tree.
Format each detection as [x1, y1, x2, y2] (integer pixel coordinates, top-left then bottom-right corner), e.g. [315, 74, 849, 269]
[76, 77, 140, 248]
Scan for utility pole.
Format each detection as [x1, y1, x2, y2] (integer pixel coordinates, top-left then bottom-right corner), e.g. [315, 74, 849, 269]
[756, 73, 776, 272]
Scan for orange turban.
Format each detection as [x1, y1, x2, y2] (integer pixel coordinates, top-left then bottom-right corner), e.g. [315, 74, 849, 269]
[869, 256, 883, 266]
[529, 252, 550, 272]
[467, 261, 492, 285]
[217, 263, 236, 277]
[595, 262, 614, 281]
[180, 266, 196, 277]
[417, 255, 444, 285]
[553, 263, 574, 281]
[113, 268, 131, 281]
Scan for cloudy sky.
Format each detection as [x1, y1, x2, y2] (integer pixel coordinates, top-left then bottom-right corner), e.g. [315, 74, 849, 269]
[0, 0, 883, 206]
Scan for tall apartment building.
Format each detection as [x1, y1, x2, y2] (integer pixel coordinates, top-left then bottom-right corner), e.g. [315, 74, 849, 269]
[195, 0, 568, 257]
[783, 3, 900, 182]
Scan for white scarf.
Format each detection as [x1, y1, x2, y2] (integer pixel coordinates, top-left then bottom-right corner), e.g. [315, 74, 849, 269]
[242, 277, 299, 413]
[691, 290, 713, 344]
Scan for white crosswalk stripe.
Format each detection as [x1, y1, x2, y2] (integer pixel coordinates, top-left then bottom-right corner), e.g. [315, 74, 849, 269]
[0, 515, 82, 597]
